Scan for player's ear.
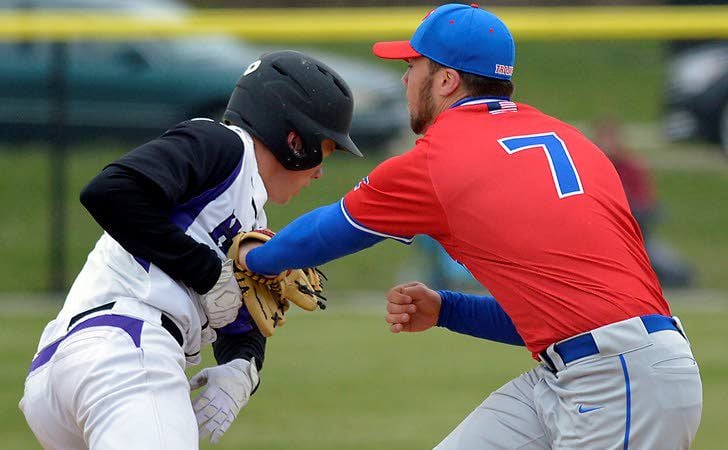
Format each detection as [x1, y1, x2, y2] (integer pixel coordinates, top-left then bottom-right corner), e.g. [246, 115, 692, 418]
[286, 131, 304, 157]
[438, 68, 461, 97]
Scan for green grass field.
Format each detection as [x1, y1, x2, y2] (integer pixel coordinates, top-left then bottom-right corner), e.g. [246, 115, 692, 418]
[2, 300, 727, 449]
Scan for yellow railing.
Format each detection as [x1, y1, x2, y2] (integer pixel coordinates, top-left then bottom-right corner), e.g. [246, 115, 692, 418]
[0, 6, 727, 41]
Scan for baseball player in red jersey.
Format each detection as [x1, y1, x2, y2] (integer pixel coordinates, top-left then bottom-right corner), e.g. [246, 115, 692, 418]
[235, 4, 702, 448]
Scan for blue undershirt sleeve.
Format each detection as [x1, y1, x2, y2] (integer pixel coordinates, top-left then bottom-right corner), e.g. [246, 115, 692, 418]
[246, 201, 384, 275]
[436, 290, 525, 346]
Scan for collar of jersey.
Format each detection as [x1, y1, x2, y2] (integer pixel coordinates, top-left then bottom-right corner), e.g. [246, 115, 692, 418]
[450, 96, 511, 108]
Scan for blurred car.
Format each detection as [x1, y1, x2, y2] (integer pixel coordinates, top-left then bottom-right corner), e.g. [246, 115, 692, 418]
[663, 41, 728, 154]
[0, 0, 408, 150]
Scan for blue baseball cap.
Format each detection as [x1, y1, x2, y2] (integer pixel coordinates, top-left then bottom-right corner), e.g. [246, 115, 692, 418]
[372, 3, 515, 80]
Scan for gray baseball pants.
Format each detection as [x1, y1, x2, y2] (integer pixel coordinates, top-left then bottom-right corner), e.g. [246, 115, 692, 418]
[434, 315, 702, 450]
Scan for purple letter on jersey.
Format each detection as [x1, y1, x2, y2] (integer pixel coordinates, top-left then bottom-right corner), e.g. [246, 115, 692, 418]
[209, 213, 243, 254]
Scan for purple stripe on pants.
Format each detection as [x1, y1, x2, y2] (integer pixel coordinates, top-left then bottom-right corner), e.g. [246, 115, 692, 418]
[29, 314, 144, 373]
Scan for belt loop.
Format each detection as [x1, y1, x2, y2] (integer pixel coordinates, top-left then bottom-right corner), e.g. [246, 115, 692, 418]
[539, 351, 557, 373]
[545, 345, 567, 372]
[671, 315, 690, 345]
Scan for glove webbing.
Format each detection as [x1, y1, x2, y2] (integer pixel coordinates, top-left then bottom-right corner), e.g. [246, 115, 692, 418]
[239, 267, 328, 309]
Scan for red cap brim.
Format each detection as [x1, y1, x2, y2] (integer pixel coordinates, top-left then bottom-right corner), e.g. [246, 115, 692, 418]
[372, 41, 421, 60]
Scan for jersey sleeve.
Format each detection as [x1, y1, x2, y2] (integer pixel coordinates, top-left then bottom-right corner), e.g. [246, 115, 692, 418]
[436, 290, 524, 346]
[246, 201, 384, 275]
[109, 118, 244, 204]
[81, 119, 246, 294]
[213, 327, 266, 372]
[342, 141, 447, 242]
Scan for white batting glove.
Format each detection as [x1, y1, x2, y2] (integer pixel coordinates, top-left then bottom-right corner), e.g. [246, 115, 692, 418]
[200, 259, 243, 329]
[200, 326, 218, 346]
[190, 358, 259, 445]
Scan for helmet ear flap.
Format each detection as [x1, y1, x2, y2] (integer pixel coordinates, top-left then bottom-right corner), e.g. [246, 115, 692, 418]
[284, 121, 323, 169]
[222, 110, 243, 127]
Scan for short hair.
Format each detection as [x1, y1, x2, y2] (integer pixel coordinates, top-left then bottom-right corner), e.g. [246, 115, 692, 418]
[428, 59, 514, 98]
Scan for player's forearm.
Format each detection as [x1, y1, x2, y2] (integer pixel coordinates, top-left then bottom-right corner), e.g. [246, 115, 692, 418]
[246, 201, 383, 275]
[81, 165, 221, 294]
[436, 290, 524, 346]
[213, 327, 266, 373]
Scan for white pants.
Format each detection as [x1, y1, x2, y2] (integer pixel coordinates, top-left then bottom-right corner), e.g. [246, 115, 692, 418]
[20, 309, 197, 450]
[435, 316, 703, 450]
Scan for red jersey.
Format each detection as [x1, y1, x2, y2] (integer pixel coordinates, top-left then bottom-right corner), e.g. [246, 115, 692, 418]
[343, 100, 669, 355]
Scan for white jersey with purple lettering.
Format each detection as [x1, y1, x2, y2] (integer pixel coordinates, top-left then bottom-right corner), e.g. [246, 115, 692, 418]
[34, 121, 267, 365]
[21, 120, 268, 449]
[34, 119, 267, 364]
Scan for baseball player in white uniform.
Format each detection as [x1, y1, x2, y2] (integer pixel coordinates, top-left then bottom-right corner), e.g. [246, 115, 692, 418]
[19, 50, 362, 449]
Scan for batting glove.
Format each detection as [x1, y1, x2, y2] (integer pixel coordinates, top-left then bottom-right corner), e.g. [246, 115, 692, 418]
[200, 326, 218, 346]
[200, 259, 243, 329]
[190, 358, 259, 445]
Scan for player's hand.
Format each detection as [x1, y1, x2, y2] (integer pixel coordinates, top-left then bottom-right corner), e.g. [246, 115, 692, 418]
[200, 259, 243, 329]
[385, 281, 441, 333]
[190, 358, 259, 445]
[233, 237, 266, 272]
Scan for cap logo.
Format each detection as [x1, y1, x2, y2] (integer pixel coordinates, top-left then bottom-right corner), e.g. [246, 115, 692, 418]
[244, 60, 261, 76]
[495, 64, 513, 76]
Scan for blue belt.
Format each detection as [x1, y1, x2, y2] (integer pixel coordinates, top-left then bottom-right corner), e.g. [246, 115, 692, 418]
[541, 315, 680, 370]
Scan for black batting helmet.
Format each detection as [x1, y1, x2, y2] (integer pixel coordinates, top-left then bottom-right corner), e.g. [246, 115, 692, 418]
[223, 50, 362, 171]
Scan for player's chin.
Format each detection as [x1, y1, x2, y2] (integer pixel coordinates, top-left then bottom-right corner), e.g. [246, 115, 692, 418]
[269, 196, 291, 205]
[269, 190, 298, 205]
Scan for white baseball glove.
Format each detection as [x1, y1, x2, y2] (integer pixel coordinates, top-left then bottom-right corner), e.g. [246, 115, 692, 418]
[190, 358, 259, 444]
[200, 259, 244, 329]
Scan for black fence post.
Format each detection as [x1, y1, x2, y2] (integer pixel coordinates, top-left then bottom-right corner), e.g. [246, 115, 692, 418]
[48, 41, 68, 293]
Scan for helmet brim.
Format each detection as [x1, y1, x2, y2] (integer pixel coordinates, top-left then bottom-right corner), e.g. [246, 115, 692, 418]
[330, 132, 363, 157]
